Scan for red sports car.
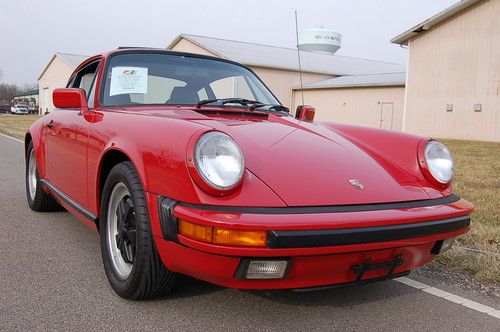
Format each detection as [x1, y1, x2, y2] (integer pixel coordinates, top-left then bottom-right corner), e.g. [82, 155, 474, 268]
[25, 48, 473, 299]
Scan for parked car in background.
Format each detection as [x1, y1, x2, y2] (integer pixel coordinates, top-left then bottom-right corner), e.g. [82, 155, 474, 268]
[0, 105, 11, 113]
[11, 104, 29, 114]
[25, 48, 473, 300]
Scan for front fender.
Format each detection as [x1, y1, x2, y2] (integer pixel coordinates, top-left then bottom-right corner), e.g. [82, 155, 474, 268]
[88, 111, 285, 216]
[319, 122, 452, 198]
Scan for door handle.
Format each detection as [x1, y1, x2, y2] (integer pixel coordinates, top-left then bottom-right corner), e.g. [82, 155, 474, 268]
[45, 120, 54, 128]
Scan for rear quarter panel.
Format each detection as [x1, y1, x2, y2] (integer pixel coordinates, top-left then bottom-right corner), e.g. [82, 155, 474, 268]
[26, 115, 52, 178]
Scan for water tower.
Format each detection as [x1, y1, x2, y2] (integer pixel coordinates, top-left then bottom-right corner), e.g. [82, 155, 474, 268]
[298, 26, 341, 54]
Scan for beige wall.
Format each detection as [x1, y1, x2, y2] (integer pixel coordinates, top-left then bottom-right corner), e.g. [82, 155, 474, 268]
[169, 38, 333, 109]
[251, 66, 332, 109]
[293, 86, 405, 130]
[38, 56, 74, 114]
[170, 38, 217, 57]
[404, 0, 500, 142]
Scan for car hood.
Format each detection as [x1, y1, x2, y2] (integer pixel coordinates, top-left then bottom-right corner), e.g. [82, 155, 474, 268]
[187, 113, 431, 206]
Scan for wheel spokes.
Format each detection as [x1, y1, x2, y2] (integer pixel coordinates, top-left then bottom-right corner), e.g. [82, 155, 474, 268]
[126, 229, 136, 246]
[115, 234, 125, 254]
[115, 195, 137, 264]
[123, 241, 135, 263]
[116, 199, 126, 223]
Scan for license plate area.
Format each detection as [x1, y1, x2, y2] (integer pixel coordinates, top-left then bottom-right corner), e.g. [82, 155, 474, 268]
[351, 254, 404, 284]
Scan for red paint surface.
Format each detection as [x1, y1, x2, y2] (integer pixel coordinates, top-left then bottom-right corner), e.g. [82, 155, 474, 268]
[52, 88, 88, 110]
[155, 237, 440, 289]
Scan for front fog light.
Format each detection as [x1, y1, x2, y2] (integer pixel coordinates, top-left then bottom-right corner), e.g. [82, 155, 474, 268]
[236, 259, 289, 279]
[432, 238, 455, 255]
[441, 238, 455, 252]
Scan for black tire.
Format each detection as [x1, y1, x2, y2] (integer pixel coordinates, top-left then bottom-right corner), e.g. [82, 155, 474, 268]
[26, 141, 62, 212]
[100, 161, 176, 299]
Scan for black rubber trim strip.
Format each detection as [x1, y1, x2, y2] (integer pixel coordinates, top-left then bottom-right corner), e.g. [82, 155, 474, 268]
[40, 179, 98, 223]
[178, 194, 461, 215]
[292, 270, 411, 292]
[267, 215, 470, 249]
[157, 196, 179, 241]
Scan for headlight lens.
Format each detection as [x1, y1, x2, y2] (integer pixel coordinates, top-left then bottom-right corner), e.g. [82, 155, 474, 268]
[424, 141, 454, 183]
[195, 132, 244, 190]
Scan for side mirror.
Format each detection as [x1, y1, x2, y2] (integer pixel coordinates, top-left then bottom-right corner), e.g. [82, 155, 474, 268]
[295, 105, 315, 122]
[53, 88, 88, 110]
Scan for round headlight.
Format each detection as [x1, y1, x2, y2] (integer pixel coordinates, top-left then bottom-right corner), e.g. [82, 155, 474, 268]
[195, 132, 245, 190]
[424, 141, 454, 183]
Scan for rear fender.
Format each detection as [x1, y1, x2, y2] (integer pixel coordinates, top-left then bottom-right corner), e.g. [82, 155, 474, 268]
[25, 116, 49, 178]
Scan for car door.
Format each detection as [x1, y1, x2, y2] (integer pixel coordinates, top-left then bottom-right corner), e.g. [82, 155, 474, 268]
[43, 60, 101, 207]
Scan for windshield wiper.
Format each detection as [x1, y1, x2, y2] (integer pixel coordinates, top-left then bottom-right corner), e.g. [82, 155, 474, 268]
[249, 104, 290, 114]
[195, 98, 289, 114]
[196, 98, 264, 108]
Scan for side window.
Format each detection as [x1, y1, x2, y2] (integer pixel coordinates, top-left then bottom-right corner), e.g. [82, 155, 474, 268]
[70, 61, 100, 98]
[209, 75, 255, 100]
[79, 73, 96, 93]
[197, 87, 208, 100]
[247, 78, 268, 102]
[87, 76, 97, 109]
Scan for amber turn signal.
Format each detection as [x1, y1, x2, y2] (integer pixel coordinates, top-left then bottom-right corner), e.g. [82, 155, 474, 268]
[213, 228, 267, 247]
[178, 220, 267, 247]
[178, 219, 213, 243]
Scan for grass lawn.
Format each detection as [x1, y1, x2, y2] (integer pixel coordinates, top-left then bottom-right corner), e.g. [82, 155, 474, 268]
[0, 114, 41, 140]
[0, 114, 498, 283]
[437, 139, 499, 284]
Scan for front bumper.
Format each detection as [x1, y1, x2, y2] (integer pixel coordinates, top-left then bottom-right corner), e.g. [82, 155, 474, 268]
[149, 194, 473, 289]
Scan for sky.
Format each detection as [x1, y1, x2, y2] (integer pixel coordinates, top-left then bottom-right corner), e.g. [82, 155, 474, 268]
[0, 0, 459, 85]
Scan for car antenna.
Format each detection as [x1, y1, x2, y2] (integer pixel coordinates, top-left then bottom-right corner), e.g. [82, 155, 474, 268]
[294, 10, 305, 106]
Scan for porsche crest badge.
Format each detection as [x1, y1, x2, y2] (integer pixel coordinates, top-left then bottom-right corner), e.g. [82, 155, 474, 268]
[348, 179, 364, 190]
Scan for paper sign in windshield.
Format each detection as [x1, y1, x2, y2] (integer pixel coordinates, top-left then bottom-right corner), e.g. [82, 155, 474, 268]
[110, 67, 148, 96]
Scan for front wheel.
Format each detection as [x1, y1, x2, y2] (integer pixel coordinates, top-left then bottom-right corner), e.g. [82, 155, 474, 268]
[100, 161, 176, 299]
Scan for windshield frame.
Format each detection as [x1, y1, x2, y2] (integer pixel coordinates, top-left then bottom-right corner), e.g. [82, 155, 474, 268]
[98, 50, 282, 108]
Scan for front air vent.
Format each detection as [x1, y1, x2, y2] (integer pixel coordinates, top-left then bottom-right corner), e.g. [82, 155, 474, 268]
[194, 110, 269, 119]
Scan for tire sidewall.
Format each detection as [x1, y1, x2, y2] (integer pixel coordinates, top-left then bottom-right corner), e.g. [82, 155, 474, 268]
[99, 162, 152, 298]
[25, 142, 41, 209]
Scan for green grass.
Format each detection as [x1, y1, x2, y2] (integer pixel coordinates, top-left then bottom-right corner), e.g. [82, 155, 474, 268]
[0, 115, 497, 283]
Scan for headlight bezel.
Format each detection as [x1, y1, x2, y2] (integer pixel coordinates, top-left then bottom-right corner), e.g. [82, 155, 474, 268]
[187, 130, 245, 196]
[418, 139, 454, 187]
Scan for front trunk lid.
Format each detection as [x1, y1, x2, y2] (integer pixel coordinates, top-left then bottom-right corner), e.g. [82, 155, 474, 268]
[194, 115, 430, 206]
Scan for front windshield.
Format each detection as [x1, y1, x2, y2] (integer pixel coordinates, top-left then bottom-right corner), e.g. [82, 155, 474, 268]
[101, 53, 280, 107]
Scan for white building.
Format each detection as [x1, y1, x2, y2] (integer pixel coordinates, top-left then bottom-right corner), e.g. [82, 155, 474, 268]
[38, 52, 88, 114]
[392, 0, 499, 142]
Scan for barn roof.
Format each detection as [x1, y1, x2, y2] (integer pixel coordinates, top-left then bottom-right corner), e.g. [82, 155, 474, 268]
[391, 0, 483, 45]
[168, 34, 404, 76]
[38, 52, 89, 80]
[293, 72, 406, 90]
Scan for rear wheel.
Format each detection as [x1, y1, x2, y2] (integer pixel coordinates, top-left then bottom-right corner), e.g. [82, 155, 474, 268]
[100, 161, 176, 299]
[26, 141, 61, 212]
